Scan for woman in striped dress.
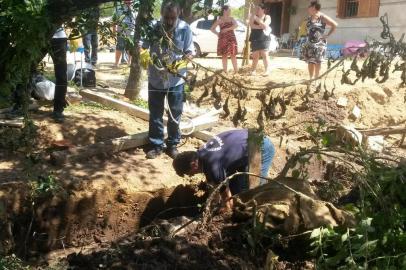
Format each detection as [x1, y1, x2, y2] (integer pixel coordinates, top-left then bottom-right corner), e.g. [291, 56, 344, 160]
[211, 5, 238, 73]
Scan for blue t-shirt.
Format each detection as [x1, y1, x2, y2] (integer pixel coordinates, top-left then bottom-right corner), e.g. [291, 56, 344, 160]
[197, 129, 248, 184]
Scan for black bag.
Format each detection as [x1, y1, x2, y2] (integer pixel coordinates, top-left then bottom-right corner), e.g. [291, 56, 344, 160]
[74, 68, 96, 87]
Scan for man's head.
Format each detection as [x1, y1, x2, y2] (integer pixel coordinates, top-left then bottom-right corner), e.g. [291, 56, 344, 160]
[161, 1, 181, 31]
[172, 151, 200, 177]
[124, 0, 132, 6]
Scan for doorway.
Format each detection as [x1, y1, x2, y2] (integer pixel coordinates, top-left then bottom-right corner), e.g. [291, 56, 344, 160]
[266, 2, 283, 37]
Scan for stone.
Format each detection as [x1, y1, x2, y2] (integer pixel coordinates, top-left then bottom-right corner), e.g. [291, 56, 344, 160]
[336, 97, 348, 107]
[66, 92, 82, 105]
[366, 135, 385, 153]
[350, 105, 361, 120]
[336, 125, 363, 146]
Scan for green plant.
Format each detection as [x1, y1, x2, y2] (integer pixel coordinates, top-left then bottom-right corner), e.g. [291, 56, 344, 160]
[309, 153, 406, 269]
[0, 254, 30, 270]
[29, 174, 63, 199]
[243, 206, 278, 256]
[132, 98, 148, 109]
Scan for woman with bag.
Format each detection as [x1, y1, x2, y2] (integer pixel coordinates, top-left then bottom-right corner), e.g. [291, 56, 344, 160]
[249, 4, 272, 75]
[211, 5, 238, 73]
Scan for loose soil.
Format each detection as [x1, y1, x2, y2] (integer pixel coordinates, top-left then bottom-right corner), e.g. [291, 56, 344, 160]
[0, 51, 405, 269]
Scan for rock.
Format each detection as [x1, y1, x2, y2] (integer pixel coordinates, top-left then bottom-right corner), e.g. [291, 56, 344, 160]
[336, 97, 348, 107]
[66, 92, 82, 105]
[366, 136, 385, 152]
[336, 125, 363, 146]
[350, 105, 361, 120]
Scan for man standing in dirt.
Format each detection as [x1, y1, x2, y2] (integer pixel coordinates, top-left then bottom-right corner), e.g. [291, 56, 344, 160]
[172, 129, 276, 209]
[142, 1, 194, 159]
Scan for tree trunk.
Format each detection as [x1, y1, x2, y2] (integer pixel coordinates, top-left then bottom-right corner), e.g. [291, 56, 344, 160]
[125, 0, 154, 100]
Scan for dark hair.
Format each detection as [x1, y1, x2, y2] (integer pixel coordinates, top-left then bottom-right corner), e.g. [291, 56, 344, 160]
[220, 5, 230, 16]
[257, 3, 266, 10]
[161, 1, 181, 14]
[172, 151, 199, 177]
[309, 1, 321, 11]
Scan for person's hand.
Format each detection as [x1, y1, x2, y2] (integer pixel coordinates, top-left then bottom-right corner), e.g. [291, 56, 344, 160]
[322, 34, 329, 40]
[183, 53, 193, 61]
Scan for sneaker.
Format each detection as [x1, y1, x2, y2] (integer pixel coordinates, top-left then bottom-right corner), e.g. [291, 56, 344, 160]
[166, 145, 179, 159]
[146, 146, 164, 159]
[51, 111, 65, 123]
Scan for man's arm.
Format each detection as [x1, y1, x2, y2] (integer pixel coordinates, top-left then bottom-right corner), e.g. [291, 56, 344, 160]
[205, 165, 233, 209]
[220, 187, 233, 209]
[183, 25, 194, 58]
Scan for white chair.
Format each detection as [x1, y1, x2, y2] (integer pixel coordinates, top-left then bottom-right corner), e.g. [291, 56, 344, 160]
[280, 33, 291, 49]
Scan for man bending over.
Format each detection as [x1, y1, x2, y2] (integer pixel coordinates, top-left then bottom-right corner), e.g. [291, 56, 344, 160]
[173, 129, 275, 208]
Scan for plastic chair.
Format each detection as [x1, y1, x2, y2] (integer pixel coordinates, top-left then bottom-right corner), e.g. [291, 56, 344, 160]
[326, 44, 344, 60]
[280, 33, 291, 49]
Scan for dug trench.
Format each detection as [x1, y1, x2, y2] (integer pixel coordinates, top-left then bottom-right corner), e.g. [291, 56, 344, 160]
[0, 152, 356, 268]
[0, 180, 208, 259]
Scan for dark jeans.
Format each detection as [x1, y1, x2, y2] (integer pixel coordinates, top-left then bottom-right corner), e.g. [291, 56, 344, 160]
[229, 136, 276, 195]
[148, 84, 184, 148]
[83, 32, 98, 64]
[50, 38, 68, 113]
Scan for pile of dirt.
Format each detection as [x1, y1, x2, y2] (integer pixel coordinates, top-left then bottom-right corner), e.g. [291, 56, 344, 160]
[65, 214, 313, 270]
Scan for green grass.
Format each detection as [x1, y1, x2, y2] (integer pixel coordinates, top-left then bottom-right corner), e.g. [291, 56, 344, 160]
[66, 101, 115, 112]
[131, 98, 148, 109]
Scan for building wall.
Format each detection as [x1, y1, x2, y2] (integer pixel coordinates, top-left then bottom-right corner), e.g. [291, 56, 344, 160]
[289, 0, 406, 44]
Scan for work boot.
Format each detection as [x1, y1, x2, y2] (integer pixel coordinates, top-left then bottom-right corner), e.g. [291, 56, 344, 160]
[166, 145, 179, 159]
[146, 146, 164, 159]
[51, 111, 65, 123]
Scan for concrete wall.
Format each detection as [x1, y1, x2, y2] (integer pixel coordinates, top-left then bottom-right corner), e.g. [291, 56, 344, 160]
[289, 0, 406, 44]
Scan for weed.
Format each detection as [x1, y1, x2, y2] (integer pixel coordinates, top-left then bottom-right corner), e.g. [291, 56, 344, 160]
[131, 98, 148, 109]
[0, 254, 29, 270]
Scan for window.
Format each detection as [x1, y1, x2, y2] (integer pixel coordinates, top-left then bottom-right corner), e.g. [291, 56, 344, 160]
[337, 0, 380, 18]
[196, 20, 214, 30]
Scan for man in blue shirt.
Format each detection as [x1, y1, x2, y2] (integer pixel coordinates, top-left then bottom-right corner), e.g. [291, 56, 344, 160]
[173, 129, 275, 208]
[143, 1, 194, 159]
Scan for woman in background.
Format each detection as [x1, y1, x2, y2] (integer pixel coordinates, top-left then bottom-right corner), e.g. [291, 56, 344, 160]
[249, 4, 271, 75]
[211, 5, 238, 73]
[301, 1, 337, 83]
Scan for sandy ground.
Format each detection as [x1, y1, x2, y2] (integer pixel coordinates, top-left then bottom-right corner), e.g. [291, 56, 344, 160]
[0, 51, 404, 262]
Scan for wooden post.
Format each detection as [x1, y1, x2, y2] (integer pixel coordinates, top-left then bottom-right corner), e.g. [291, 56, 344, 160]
[50, 114, 219, 165]
[80, 89, 220, 141]
[242, 1, 253, 66]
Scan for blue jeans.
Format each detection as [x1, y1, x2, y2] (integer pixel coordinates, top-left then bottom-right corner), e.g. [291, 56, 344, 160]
[83, 32, 98, 64]
[148, 84, 184, 148]
[259, 136, 275, 185]
[229, 136, 275, 195]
